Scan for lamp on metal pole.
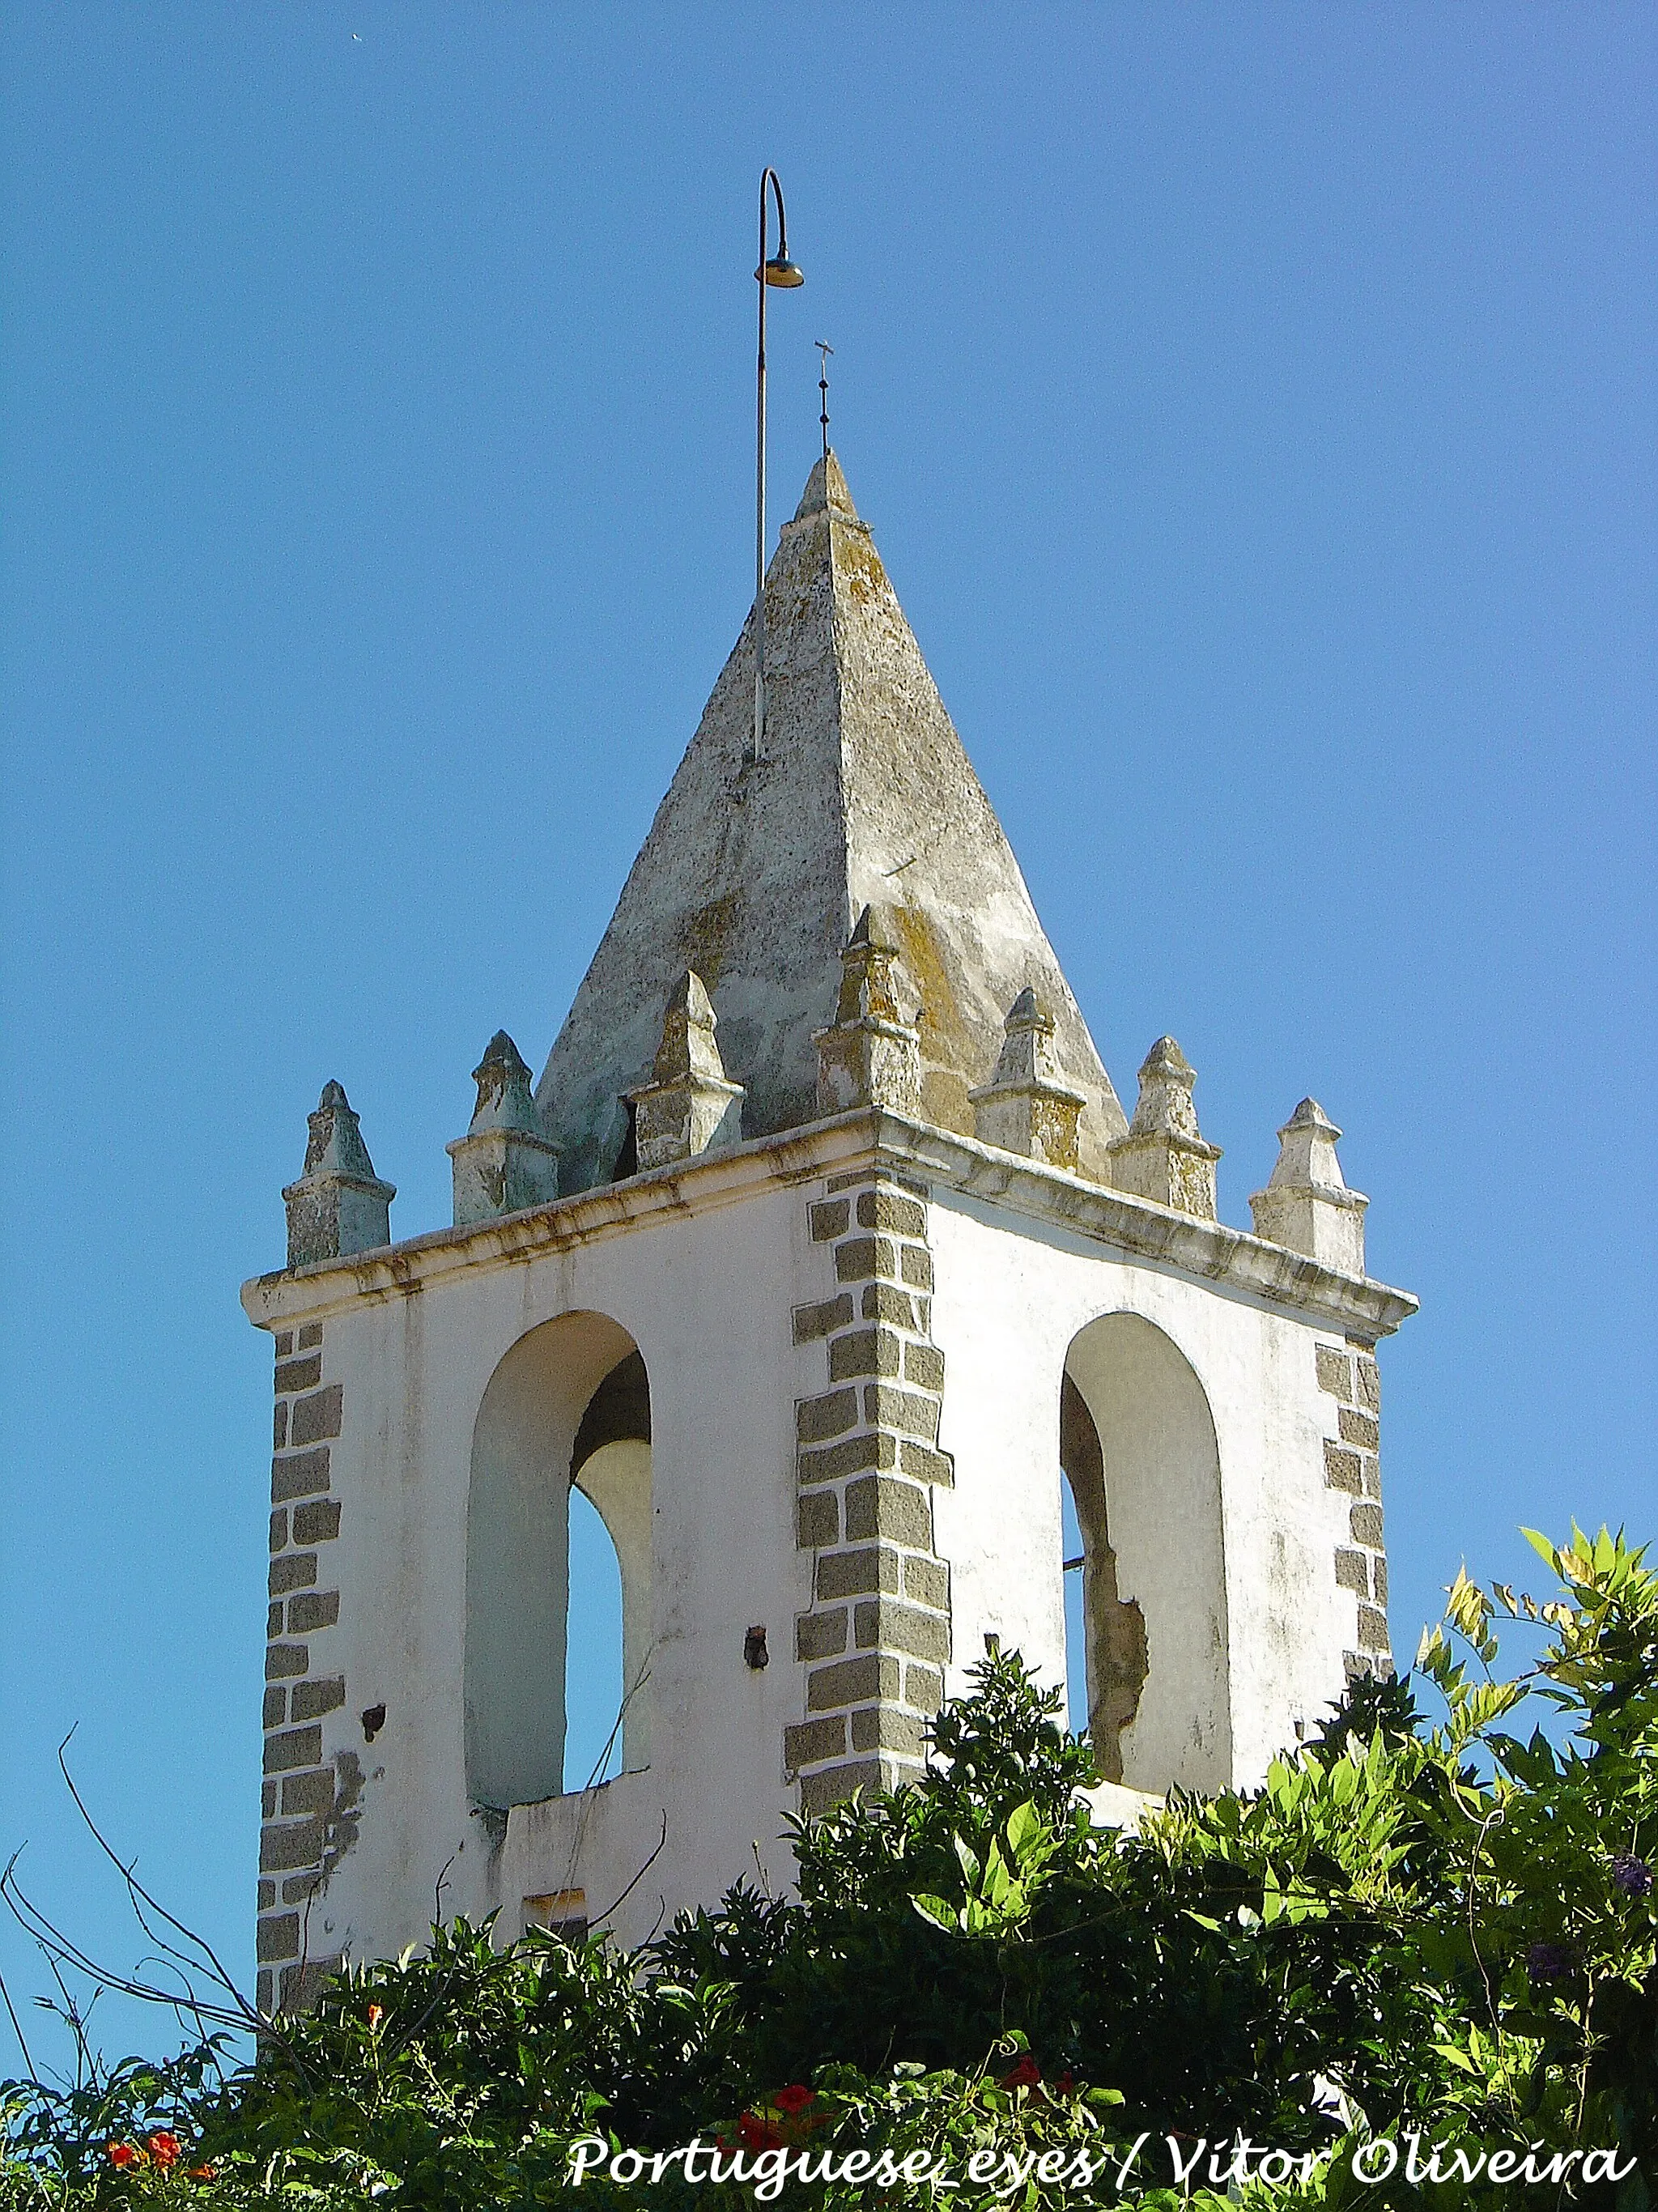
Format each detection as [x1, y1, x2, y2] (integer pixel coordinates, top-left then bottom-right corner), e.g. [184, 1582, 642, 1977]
[753, 168, 803, 762]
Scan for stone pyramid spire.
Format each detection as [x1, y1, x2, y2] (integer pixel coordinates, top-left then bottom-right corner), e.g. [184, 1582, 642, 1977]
[283, 1081, 395, 1266]
[627, 970, 746, 1169]
[536, 452, 1127, 1191]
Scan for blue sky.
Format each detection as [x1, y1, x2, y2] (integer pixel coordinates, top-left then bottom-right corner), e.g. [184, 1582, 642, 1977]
[2, 5, 1653, 2069]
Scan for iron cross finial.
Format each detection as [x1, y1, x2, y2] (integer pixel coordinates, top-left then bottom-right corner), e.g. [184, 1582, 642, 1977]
[815, 340, 834, 463]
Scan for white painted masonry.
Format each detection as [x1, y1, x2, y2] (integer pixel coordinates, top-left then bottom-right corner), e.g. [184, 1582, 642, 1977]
[244, 1109, 1412, 1984]
[244, 449, 1414, 2006]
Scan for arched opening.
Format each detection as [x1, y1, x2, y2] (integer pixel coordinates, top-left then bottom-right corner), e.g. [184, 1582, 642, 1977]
[1058, 1369, 1150, 1781]
[564, 1490, 623, 1790]
[1061, 1316, 1229, 1793]
[568, 1351, 652, 1780]
[465, 1314, 653, 1810]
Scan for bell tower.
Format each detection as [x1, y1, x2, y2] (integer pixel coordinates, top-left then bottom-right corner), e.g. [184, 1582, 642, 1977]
[243, 452, 1414, 2010]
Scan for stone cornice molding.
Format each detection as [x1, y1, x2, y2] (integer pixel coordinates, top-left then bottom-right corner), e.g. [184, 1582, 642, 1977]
[243, 1109, 1418, 1344]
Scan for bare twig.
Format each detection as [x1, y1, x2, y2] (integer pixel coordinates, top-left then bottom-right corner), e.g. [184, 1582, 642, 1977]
[2, 1783, 310, 2074]
[433, 1850, 458, 1926]
[589, 1810, 670, 1933]
[53, 1735, 260, 2032]
[560, 1651, 655, 1908]
[2, 1867, 249, 2036]
[39, 1948, 93, 2090]
[0, 1956, 37, 2082]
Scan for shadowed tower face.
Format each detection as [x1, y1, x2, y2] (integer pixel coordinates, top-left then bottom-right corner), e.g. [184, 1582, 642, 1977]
[534, 453, 1127, 1193]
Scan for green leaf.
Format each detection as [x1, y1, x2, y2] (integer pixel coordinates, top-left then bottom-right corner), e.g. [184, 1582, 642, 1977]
[911, 1895, 959, 1933]
[1522, 1526, 1559, 1568]
[1003, 1799, 1042, 1857]
[1431, 2043, 1479, 2074]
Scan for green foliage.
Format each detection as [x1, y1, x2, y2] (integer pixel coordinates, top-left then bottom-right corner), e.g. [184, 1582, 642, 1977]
[911, 1797, 1061, 1937]
[2, 1525, 1652, 2208]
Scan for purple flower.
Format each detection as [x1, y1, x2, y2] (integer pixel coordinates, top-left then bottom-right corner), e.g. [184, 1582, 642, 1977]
[1611, 1854, 1653, 1899]
[1525, 1941, 1577, 1981]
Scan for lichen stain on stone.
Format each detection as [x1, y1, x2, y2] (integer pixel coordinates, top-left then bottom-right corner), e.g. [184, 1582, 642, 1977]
[1044, 1108, 1081, 1173]
[891, 904, 980, 1137]
[833, 524, 888, 606]
[920, 1067, 973, 1139]
[677, 893, 742, 990]
[886, 907, 944, 1036]
[767, 580, 816, 633]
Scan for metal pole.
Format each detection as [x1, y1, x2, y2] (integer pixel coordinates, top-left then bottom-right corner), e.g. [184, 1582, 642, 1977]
[755, 171, 770, 763]
[751, 168, 797, 763]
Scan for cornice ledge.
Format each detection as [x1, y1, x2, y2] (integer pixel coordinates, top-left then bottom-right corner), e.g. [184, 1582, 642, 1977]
[865, 1112, 1418, 1342]
[239, 1114, 888, 1325]
[240, 1107, 1416, 1342]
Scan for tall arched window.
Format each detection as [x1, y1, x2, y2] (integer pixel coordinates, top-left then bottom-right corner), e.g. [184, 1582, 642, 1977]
[465, 1316, 653, 1810]
[1061, 1315, 1228, 1794]
[567, 1350, 651, 1780]
[563, 1489, 624, 1791]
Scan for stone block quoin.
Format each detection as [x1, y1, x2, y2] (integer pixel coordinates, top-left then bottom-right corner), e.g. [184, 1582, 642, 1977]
[1316, 1334, 1390, 1681]
[789, 1176, 953, 1817]
[260, 1320, 349, 2011]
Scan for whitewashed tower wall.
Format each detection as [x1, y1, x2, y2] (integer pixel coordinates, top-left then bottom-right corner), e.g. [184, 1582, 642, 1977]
[243, 454, 1414, 2006]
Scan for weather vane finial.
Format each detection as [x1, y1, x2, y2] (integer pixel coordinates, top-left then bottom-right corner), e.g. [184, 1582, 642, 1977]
[815, 340, 834, 464]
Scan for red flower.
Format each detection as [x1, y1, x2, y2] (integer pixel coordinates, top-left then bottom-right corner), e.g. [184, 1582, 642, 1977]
[147, 2131, 182, 2170]
[1052, 2070, 1075, 2098]
[107, 2142, 141, 2168]
[773, 2084, 815, 2114]
[367, 2003, 384, 2030]
[189, 2166, 217, 2183]
[999, 2056, 1042, 2092]
[738, 2110, 786, 2151]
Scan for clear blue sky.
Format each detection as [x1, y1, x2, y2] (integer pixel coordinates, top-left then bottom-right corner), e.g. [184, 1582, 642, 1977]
[2, 5, 1653, 2071]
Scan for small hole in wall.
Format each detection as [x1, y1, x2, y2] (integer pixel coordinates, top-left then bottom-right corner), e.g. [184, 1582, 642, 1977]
[362, 1704, 386, 1742]
[743, 1626, 768, 1670]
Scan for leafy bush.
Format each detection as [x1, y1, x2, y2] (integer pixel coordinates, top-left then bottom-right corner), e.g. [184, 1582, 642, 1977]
[2, 1525, 1652, 2207]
